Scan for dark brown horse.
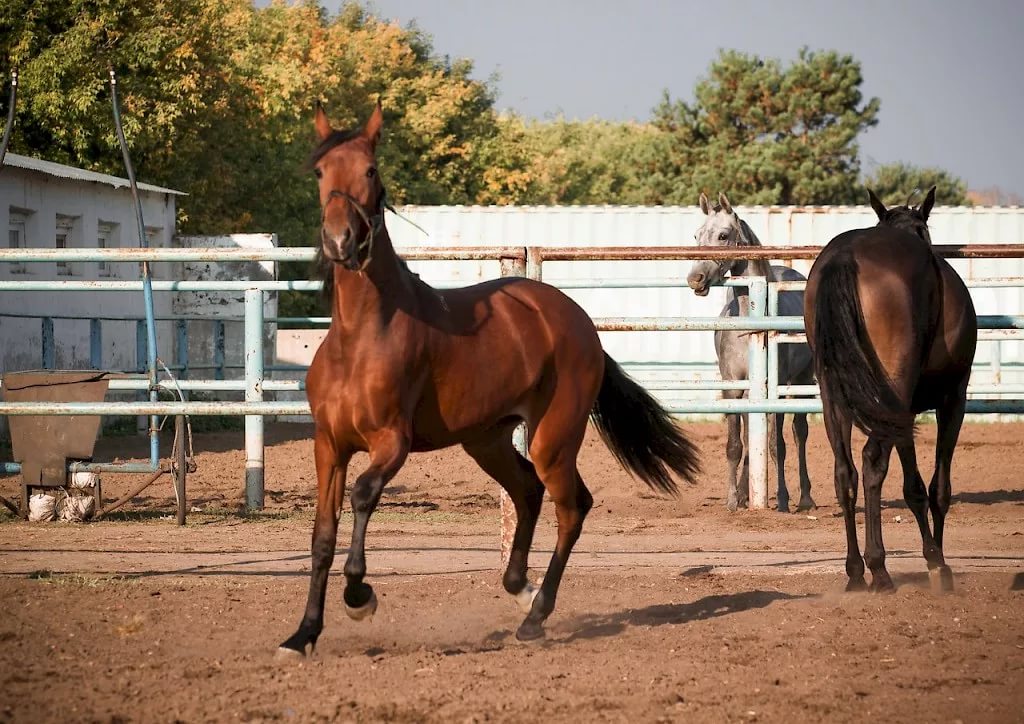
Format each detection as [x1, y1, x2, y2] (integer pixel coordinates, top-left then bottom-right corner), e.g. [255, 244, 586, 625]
[278, 103, 700, 657]
[804, 186, 977, 593]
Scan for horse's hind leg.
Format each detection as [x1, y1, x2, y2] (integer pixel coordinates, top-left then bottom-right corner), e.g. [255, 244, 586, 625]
[462, 426, 546, 611]
[279, 432, 350, 658]
[724, 411, 744, 511]
[772, 413, 791, 513]
[738, 412, 750, 508]
[896, 436, 948, 589]
[861, 436, 895, 592]
[515, 420, 592, 642]
[342, 429, 410, 619]
[821, 389, 865, 591]
[792, 412, 816, 511]
[927, 379, 968, 591]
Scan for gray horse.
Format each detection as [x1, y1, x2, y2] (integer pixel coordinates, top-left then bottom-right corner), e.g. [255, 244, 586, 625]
[686, 192, 816, 512]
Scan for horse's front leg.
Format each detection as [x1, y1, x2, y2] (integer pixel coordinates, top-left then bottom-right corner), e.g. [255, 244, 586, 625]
[279, 432, 350, 658]
[343, 428, 410, 619]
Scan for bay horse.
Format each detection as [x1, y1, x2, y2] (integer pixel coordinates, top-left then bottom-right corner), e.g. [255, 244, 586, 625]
[687, 192, 815, 513]
[804, 186, 977, 593]
[278, 103, 700, 657]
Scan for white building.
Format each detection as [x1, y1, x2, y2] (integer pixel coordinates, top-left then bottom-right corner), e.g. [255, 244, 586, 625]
[0, 153, 277, 390]
[1, 152, 182, 373]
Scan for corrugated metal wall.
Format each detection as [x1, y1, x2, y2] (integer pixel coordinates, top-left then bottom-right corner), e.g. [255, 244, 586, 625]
[387, 205, 1024, 405]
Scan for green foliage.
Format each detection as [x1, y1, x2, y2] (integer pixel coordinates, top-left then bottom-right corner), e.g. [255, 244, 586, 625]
[863, 162, 968, 206]
[2, 5, 970, 283]
[651, 48, 880, 205]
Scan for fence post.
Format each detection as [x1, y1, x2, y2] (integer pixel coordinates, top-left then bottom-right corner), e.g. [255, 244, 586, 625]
[90, 319, 102, 370]
[41, 317, 54, 369]
[213, 320, 225, 381]
[176, 319, 189, 383]
[244, 288, 265, 511]
[747, 276, 769, 509]
[135, 320, 147, 433]
[499, 250, 529, 566]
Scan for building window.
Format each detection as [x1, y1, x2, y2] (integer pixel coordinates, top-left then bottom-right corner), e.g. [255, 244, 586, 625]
[8, 213, 27, 274]
[56, 216, 77, 276]
[97, 222, 117, 277]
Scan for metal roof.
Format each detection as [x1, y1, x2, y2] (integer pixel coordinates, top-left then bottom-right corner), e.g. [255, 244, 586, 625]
[2, 152, 186, 196]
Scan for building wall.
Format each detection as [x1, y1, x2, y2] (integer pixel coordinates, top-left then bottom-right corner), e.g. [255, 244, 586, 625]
[1, 164, 178, 374]
[173, 234, 278, 387]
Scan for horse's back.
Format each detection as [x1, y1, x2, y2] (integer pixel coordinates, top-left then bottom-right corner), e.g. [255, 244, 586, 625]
[809, 225, 974, 410]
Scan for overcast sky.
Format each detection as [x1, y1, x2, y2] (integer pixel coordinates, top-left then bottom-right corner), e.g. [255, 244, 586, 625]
[319, 0, 1023, 198]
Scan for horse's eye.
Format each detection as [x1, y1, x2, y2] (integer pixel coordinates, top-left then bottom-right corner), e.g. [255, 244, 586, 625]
[366, 167, 377, 179]
[718, 232, 729, 241]
[313, 168, 322, 179]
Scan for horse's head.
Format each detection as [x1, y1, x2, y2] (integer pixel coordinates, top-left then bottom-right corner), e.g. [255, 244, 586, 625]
[310, 102, 386, 271]
[687, 192, 747, 296]
[868, 185, 935, 244]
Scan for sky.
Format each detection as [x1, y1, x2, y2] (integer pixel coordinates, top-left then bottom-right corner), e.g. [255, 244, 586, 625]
[319, 0, 1024, 199]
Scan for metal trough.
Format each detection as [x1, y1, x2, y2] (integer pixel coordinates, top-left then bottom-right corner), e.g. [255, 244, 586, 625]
[3, 370, 109, 514]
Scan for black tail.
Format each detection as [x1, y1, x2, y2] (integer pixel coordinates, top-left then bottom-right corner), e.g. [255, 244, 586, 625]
[591, 353, 701, 495]
[813, 254, 914, 442]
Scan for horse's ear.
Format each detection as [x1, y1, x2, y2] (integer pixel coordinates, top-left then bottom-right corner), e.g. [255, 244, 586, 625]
[362, 100, 383, 149]
[314, 100, 333, 142]
[699, 192, 710, 215]
[920, 185, 936, 222]
[718, 192, 733, 215]
[867, 188, 887, 221]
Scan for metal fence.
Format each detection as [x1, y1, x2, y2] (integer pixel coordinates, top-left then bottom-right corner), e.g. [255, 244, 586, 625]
[1, 244, 1023, 519]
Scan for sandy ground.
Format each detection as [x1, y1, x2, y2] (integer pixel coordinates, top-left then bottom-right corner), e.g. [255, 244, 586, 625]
[0, 420, 1022, 723]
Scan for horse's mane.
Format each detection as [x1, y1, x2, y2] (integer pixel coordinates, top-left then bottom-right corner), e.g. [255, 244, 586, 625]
[877, 205, 931, 243]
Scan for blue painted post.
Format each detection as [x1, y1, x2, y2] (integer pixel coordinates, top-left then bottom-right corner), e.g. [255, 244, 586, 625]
[244, 289, 265, 511]
[135, 320, 147, 434]
[90, 319, 102, 369]
[41, 317, 54, 369]
[176, 319, 189, 401]
[747, 277, 769, 509]
[136, 320, 146, 373]
[214, 320, 225, 381]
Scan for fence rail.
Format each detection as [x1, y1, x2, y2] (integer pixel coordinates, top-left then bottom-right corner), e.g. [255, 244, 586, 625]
[2, 244, 1023, 521]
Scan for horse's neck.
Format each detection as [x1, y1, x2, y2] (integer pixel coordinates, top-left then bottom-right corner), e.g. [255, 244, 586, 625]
[739, 220, 775, 280]
[330, 229, 413, 325]
[727, 220, 773, 313]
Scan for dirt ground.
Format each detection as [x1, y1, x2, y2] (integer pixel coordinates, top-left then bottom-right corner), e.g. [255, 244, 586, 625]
[1, 420, 1022, 723]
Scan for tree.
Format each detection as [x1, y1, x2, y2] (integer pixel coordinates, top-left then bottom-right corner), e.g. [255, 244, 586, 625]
[652, 48, 880, 205]
[862, 163, 968, 206]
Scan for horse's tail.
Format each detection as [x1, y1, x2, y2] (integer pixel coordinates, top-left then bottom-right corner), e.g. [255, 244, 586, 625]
[812, 254, 914, 442]
[591, 353, 700, 495]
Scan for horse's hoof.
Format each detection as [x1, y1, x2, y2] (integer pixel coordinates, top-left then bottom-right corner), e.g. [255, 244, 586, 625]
[345, 590, 378, 622]
[845, 577, 868, 593]
[514, 582, 540, 614]
[776, 501, 791, 514]
[726, 499, 738, 512]
[275, 645, 308, 662]
[796, 497, 817, 512]
[870, 575, 895, 594]
[515, 620, 546, 643]
[929, 566, 954, 593]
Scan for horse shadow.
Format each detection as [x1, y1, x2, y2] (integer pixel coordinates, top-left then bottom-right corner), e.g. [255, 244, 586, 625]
[483, 588, 815, 646]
